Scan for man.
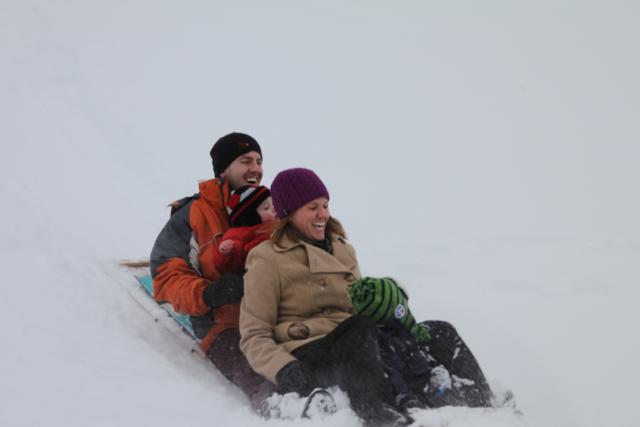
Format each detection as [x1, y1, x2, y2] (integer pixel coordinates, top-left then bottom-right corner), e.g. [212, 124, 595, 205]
[150, 132, 274, 409]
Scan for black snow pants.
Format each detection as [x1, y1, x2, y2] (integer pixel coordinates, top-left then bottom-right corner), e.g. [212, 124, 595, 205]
[376, 319, 493, 409]
[207, 319, 492, 419]
[420, 320, 494, 407]
[207, 328, 276, 412]
[291, 315, 402, 426]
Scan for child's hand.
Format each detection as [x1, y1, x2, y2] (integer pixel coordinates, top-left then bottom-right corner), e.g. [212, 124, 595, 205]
[218, 239, 234, 255]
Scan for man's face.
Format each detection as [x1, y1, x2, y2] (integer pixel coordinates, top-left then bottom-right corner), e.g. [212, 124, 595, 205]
[290, 197, 330, 241]
[220, 151, 263, 190]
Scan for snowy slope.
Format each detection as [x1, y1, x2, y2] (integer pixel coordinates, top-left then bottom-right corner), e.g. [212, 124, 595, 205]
[1, 1, 639, 426]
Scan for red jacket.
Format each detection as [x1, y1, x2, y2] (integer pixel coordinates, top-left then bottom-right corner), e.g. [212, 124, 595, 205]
[213, 222, 277, 275]
[150, 179, 236, 353]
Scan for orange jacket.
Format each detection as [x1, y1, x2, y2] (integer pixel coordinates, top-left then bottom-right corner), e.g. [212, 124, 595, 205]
[150, 178, 239, 353]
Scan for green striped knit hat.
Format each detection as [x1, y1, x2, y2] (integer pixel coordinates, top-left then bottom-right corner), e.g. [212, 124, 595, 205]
[348, 277, 430, 342]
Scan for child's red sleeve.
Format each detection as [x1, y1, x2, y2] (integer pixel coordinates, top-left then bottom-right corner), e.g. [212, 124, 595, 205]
[213, 238, 247, 275]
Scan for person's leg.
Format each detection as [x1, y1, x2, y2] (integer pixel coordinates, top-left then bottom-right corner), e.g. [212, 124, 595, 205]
[377, 322, 428, 410]
[207, 328, 276, 413]
[293, 315, 406, 426]
[421, 320, 493, 407]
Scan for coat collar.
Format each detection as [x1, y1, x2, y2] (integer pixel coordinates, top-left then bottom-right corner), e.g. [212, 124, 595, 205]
[274, 233, 356, 274]
[198, 178, 230, 211]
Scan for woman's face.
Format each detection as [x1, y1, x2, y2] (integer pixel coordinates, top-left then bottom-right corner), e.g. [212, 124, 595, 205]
[290, 197, 330, 241]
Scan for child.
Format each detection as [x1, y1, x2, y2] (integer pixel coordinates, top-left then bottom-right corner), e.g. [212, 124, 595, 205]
[349, 277, 437, 409]
[348, 276, 430, 341]
[214, 185, 278, 275]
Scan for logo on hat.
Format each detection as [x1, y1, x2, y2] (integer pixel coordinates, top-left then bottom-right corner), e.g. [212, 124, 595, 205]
[394, 304, 407, 319]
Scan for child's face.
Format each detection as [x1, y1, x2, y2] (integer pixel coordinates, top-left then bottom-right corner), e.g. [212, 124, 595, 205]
[257, 197, 277, 223]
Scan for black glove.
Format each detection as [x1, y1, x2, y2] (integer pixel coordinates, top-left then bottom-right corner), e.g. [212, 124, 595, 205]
[379, 321, 432, 376]
[202, 274, 244, 308]
[190, 312, 214, 339]
[275, 360, 315, 396]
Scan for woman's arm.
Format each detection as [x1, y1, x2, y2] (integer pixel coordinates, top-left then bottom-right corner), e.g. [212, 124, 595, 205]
[239, 246, 296, 384]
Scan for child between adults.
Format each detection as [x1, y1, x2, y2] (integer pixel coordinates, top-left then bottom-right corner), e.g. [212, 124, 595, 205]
[214, 185, 278, 275]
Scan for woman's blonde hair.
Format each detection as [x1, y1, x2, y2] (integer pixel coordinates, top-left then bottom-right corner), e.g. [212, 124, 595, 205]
[271, 216, 347, 245]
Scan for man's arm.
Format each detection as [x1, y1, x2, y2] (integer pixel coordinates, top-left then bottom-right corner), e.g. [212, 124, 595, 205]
[150, 200, 210, 315]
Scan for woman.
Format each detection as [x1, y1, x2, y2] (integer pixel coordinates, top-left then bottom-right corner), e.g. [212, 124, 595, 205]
[239, 168, 492, 425]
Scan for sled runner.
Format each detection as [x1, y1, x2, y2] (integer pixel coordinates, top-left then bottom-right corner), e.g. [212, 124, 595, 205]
[121, 261, 204, 356]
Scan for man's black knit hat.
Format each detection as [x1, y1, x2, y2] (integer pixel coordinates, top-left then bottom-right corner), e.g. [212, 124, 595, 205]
[210, 132, 262, 177]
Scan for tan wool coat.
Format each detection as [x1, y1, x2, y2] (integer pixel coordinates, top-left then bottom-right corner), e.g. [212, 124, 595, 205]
[239, 233, 362, 383]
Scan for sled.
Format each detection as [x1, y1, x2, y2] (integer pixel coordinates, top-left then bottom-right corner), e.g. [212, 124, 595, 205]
[120, 260, 204, 356]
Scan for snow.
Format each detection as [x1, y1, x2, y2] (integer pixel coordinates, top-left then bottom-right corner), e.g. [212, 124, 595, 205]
[1, 1, 639, 426]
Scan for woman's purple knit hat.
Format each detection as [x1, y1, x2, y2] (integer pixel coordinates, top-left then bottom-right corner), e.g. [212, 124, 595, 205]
[271, 168, 330, 218]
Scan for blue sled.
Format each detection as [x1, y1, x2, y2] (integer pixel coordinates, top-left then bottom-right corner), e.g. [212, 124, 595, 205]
[136, 274, 197, 339]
